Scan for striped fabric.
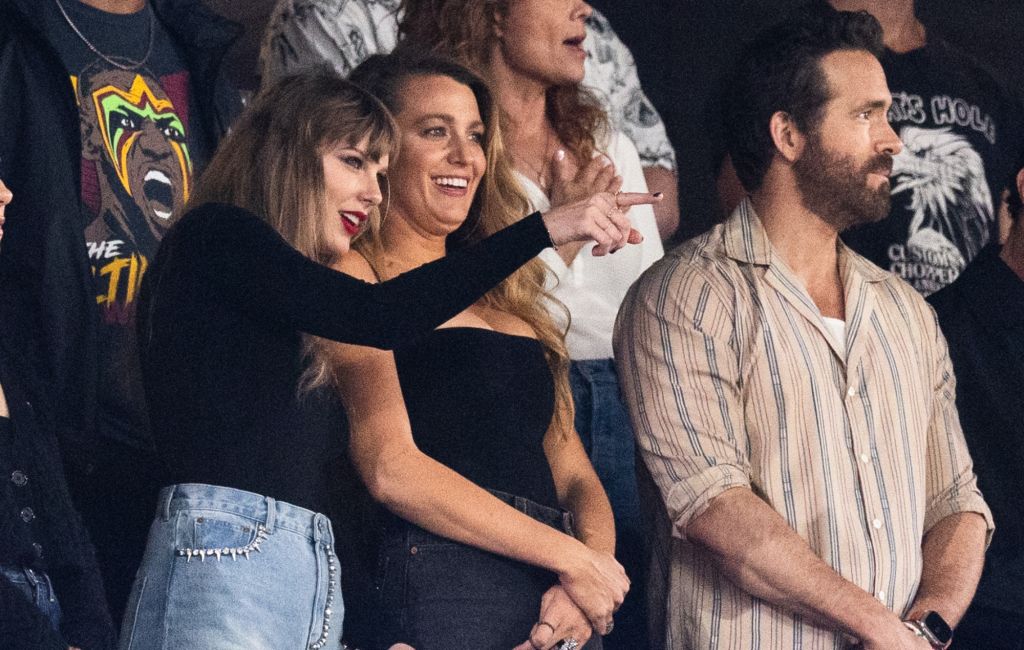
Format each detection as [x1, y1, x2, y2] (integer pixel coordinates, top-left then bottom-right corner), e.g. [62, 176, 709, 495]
[613, 200, 993, 649]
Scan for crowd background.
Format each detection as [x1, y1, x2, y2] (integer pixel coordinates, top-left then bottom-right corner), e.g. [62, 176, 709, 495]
[205, 0, 1024, 239]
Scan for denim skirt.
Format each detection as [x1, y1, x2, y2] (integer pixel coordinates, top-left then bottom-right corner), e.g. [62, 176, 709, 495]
[118, 483, 342, 650]
[374, 489, 602, 650]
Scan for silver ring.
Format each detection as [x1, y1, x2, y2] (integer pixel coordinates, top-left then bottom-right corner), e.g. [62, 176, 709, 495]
[603, 619, 614, 635]
[559, 638, 580, 650]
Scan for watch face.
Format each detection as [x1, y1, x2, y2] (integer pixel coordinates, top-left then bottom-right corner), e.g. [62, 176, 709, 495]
[924, 611, 953, 644]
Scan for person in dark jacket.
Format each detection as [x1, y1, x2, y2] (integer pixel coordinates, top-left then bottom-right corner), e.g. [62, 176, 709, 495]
[0, 176, 116, 650]
[929, 163, 1024, 649]
[0, 0, 242, 623]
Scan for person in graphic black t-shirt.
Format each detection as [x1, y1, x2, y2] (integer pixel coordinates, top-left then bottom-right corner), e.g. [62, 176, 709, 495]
[831, 0, 1024, 295]
[0, 0, 240, 626]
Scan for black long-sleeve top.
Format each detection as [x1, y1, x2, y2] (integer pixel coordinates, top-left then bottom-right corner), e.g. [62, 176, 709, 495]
[0, 338, 115, 650]
[138, 203, 552, 514]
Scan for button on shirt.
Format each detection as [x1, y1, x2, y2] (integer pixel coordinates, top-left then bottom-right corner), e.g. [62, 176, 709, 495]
[613, 200, 993, 649]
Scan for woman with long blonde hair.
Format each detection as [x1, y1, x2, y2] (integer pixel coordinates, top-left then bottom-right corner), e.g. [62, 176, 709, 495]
[398, 1, 664, 646]
[324, 50, 659, 649]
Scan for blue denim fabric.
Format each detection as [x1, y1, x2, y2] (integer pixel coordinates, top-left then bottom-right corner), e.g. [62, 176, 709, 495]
[118, 483, 342, 650]
[375, 490, 602, 650]
[0, 564, 62, 633]
[568, 359, 647, 649]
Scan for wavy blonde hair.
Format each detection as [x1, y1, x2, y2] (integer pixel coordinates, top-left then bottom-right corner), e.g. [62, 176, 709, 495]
[186, 71, 398, 392]
[397, 0, 608, 163]
[347, 49, 575, 434]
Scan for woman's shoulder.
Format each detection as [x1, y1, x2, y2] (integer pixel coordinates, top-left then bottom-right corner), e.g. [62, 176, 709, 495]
[175, 202, 262, 232]
[167, 203, 282, 253]
[335, 248, 380, 284]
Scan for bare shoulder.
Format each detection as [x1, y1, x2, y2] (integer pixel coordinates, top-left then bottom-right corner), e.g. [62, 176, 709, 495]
[333, 249, 379, 284]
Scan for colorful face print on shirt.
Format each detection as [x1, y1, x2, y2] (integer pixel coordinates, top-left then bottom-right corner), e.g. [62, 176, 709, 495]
[74, 66, 192, 249]
[72, 63, 193, 327]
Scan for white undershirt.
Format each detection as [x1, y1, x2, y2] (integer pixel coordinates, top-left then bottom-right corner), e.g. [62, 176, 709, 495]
[822, 316, 847, 357]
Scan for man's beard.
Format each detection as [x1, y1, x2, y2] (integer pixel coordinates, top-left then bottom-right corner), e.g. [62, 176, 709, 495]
[793, 132, 894, 231]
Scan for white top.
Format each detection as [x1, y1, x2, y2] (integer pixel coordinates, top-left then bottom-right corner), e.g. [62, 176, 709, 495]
[520, 131, 664, 360]
[822, 316, 847, 357]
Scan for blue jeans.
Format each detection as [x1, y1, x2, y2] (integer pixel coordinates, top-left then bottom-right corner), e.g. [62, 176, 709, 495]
[569, 359, 647, 649]
[375, 490, 602, 650]
[119, 483, 342, 650]
[0, 564, 62, 633]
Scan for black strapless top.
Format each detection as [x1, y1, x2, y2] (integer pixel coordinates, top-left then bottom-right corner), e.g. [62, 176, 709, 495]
[394, 327, 559, 509]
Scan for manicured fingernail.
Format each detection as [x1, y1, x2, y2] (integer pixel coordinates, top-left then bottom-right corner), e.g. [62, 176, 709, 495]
[601, 156, 612, 166]
[556, 149, 566, 161]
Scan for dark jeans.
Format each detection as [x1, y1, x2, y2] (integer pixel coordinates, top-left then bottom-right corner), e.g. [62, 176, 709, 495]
[569, 359, 648, 650]
[0, 564, 62, 633]
[954, 604, 1024, 650]
[375, 490, 602, 650]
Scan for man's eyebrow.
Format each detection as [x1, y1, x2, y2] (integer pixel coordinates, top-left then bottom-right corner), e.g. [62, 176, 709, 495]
[855, 99, 891, 112]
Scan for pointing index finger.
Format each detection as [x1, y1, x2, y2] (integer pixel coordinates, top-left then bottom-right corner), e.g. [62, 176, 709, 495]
[614, 191, 664, 208]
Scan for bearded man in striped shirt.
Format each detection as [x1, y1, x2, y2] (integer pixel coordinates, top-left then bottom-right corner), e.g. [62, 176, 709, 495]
[614, 5, 992, 649]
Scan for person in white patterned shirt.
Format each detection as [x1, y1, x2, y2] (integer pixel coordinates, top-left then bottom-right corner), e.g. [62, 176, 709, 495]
[258, 0, 680, 239]
[614, 5, 992, 649]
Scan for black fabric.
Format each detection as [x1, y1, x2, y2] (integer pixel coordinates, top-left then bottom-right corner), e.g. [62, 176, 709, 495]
[929, 244, 1024, 615]
[139, 203, 552, 515]
[394, 328, 559, 509]
[0, 339, 114, 649]
[843, 38, 1024, 295]
[953, 603, 1024, 650]
[0, 416, 10, 464]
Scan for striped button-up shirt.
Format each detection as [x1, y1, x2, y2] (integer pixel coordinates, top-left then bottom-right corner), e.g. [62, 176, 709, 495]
[613, 201, 993, 649]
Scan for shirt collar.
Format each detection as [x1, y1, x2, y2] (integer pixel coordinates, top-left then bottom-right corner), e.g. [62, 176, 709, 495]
[722, 199, 890, 284]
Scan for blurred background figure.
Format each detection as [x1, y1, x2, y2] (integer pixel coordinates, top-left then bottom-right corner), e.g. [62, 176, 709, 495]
[0, 0, 242, 625]
[929, 161, 1024, 649]
[0, 176, 116, 650]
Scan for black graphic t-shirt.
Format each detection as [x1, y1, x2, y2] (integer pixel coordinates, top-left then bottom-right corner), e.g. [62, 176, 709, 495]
[843, 38, 1024, 295]
[40, 0, 206, 447]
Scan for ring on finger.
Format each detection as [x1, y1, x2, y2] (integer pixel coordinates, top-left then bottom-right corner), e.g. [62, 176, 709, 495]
[603, 619, 614, 635]
[558, 638, 580, 650]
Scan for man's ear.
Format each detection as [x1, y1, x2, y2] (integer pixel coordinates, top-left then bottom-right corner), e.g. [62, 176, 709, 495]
[768, 111, 806, 164]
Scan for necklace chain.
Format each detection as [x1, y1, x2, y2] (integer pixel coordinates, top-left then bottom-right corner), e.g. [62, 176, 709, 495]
[514, 128, 554, 194]
[53, 0, 155, 72]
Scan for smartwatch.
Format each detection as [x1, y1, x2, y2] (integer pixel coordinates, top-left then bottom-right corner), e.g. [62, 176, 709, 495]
[904, 610, 953, 649]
